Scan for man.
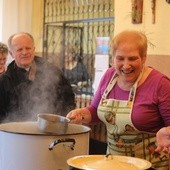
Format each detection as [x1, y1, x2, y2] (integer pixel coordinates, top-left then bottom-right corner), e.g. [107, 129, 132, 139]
[0, 32, 76, 122]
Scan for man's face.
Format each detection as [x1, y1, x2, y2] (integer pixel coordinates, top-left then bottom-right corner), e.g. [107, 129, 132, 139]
[10, 34, 35, 69]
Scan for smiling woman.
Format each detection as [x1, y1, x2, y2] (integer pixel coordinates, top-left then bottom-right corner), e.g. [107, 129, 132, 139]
[66, 30, 170, 169]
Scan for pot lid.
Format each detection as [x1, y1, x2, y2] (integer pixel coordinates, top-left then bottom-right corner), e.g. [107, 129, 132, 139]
[67, 154, 152, 170]
[0, 121, 91, 136]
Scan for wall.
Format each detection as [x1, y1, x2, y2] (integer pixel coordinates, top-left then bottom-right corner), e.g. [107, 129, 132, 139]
[114, 0, 170, 77]
[0, 0, 170, 76]
[0, 0, 33, 64]
[31, 0, 43, 53]
[0, 0, 32, 43]
[31, 0, 170, 77]
[0, 0, 3, 40]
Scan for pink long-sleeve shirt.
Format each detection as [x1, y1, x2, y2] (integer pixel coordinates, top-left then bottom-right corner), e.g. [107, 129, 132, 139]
[88, 67, 170, 133]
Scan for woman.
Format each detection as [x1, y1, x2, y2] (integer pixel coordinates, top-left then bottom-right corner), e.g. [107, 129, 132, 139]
[63, 45, 89, 90]
[0, 42, 8, 74]
[67, 30, 170, 169]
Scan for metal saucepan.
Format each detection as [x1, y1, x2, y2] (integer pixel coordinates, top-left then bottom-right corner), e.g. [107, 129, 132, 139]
[37, 113, 70, 134]
[67, 154, 152, 170]
[0, 121, 90, 170]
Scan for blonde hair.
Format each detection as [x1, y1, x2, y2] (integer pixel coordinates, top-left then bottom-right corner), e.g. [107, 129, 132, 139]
[111, 30, 147, 59]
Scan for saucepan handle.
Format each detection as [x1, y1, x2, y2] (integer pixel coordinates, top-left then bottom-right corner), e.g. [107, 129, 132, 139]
[48, 138, 76, 151]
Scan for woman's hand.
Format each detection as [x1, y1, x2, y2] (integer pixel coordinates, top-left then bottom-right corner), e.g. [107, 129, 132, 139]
[66, 108, 91, 124]
[155, 127, 170, 153]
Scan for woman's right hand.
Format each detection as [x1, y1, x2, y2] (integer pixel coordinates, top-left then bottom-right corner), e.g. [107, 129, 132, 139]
[66, 108, 91, 124]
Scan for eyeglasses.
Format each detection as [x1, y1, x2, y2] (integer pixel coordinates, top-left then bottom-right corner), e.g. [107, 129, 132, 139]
[0, 43, 8, 54]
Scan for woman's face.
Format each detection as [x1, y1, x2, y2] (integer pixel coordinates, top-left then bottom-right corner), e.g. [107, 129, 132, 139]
[64, 51, 73, 63]
[113, 42, 146, 84]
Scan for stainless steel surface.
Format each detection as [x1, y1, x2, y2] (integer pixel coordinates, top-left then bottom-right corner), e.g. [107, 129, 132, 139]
[37, 113, 70, 134]
[0, 121, 90, 170]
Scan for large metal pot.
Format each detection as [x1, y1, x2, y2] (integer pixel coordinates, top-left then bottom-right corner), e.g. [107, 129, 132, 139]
[0, 121, 90, 170]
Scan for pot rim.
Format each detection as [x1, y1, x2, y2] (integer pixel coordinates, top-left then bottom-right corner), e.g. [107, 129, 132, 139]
[0, 121, 91, 136]
[67, 154, 152, 170]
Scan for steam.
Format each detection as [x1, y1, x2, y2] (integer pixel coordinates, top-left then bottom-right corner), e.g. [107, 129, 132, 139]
[3, 59, 75, 123]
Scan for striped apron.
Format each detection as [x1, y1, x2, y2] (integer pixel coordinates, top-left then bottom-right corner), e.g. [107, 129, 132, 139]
[97, 72, 169, 170]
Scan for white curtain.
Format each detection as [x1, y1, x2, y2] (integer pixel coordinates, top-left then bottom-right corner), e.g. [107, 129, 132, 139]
[0, 0, 32, 64]
[0, 0, 32, 42]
